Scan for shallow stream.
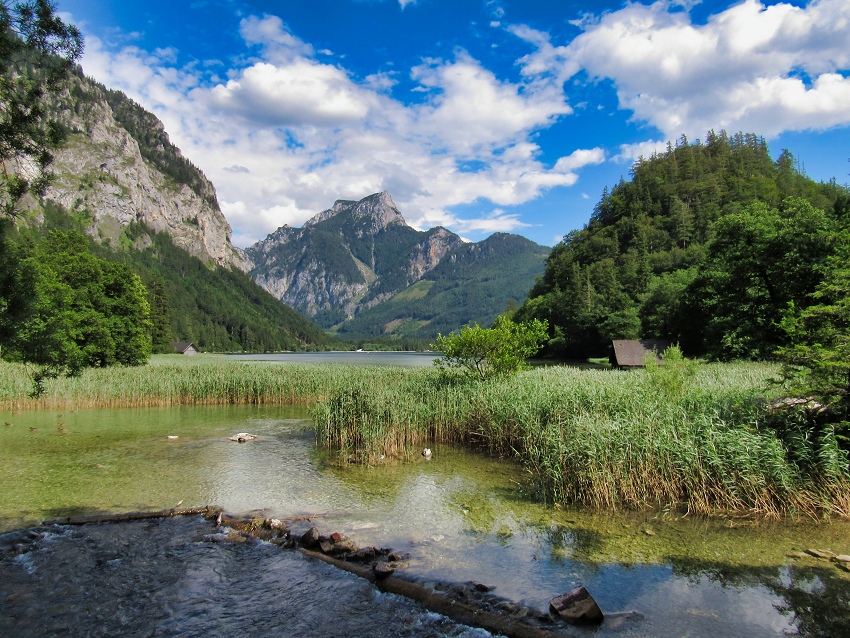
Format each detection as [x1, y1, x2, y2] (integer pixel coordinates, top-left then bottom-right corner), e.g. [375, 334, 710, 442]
[2, 405, 849, 636]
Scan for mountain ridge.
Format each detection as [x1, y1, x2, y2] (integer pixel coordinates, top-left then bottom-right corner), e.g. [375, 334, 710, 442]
[246, 192, 548, 339]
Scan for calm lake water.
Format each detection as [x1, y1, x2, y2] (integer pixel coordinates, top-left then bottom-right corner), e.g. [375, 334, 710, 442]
[1, 404, 849, 636]
[224, 351, 440, 366]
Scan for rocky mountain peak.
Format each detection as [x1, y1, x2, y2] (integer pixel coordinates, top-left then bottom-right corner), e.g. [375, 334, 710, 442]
[303, 191, 406, 233]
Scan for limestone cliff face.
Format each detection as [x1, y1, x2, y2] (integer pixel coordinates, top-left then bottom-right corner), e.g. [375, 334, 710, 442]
[41, 73, 248, 270]
[246, 192, 466, 326]
[406, 227, 463, 281]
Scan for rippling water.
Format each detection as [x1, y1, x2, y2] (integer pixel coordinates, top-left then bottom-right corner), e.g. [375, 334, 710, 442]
[0, 517, 485, 637]
[2, 405, 849, 636]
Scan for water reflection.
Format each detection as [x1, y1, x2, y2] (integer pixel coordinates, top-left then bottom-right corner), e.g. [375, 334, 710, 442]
[1, 405, 849, 637]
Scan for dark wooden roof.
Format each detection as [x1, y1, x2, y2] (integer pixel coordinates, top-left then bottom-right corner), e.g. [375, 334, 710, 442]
[611, 340, 671, 368]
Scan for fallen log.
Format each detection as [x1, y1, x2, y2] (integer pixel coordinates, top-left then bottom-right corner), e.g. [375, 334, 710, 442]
[299, 549, 566, 638]
[42, 506, 221, 526]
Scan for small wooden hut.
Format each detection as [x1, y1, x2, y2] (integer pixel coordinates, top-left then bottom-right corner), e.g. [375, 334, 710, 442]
[610, 340, 670, 369]
[169, 342, 198, 356]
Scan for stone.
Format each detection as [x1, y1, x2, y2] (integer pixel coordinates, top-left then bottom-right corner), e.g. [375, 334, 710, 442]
[319, 540, 334, 554]
[787, 552, 809, 559]
[347, 547, 379, 563]
[330, 532, 343, 543]
[330, 540, 357, 555]
[300, 526, 321, 549]
[373, 562, 395, 579]
[549, 586, 604, 625]
[805, 549, 836, 559]
[228, 432, 257, 442]
[265, 518, 286, 531]
[834, 555, 850, 563]
[474, 583, 494, 593]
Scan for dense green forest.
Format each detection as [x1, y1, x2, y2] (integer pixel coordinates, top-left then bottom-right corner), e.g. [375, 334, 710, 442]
[9, 203, 336, 353]
[516, 131, 850, 361]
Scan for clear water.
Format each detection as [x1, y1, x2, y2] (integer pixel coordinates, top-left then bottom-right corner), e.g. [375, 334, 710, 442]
[1, 405, 849, 637]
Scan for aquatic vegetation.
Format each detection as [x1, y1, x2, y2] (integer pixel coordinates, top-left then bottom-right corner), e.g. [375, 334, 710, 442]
[315, 360, 850, 518]
[2, 356, 847, 517]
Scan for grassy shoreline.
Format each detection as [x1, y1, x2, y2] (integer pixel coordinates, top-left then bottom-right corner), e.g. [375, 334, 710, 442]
[2, 356, 847, 518]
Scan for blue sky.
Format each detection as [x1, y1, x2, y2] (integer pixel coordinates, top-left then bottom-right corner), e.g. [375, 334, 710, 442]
[59, 0, 850, 247]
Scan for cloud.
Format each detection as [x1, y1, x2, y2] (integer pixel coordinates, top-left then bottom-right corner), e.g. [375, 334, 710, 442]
[614, 139, 668, 164]
[75, 11, 595, 247]
[204, 61, 374, 126]
[239, 14, 314, 62]
[513, 0, 850, 140]
[411, 52, 572, 156]
[453, 209, 530, 234]
[398, 0, 417, 9]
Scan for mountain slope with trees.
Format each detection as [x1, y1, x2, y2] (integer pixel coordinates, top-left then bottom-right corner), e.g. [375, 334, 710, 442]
[336, 231, 550, 339]
[516, 132, 850, 360]
[7, 203, 335, 353]
[2, 3, 334, 360]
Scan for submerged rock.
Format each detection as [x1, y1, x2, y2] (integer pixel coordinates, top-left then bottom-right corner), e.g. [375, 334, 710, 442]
[805, 549, 836, 559]
[549, 586, 604, 625]
[227, 433, 257, 442]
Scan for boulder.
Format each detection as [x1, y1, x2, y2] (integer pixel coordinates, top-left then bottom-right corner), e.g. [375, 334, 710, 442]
[300, 526, 321, 549]
[549, 586, 604, 625]
[373, 562, 395, 579]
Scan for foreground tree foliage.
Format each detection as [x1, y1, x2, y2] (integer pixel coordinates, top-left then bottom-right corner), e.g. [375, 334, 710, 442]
[433, 316, 548, 380]
[778, 247, 850, 443]
[0, 1, 145, 394]
[2, 230, 151, 395]
[1, 0, 82, 216]
[691, 198, 840, 359]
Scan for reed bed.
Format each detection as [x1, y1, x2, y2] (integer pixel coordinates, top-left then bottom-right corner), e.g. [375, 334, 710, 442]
[315, 361, 850, 518]
[0, 356, 418, 410]
[3, 356, 847, 517]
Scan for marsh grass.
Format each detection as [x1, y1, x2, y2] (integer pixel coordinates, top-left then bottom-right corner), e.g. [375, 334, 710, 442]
[2, 356, 847, 517]
[314, 361, 850, 518]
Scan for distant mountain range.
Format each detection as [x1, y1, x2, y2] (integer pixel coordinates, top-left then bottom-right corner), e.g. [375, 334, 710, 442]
[245, 192, 549, 339]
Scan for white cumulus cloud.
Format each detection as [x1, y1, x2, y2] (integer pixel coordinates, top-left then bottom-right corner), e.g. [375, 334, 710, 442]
[512, 0, 850, 140]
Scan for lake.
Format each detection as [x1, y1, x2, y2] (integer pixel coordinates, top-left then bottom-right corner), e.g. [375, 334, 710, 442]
[1, 404, 848, 636]
[224, 351, 441, 366]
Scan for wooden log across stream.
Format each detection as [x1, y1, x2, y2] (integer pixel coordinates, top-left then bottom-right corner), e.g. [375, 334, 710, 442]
[42, 505, 222, 526]
[299, 548, 568, 638]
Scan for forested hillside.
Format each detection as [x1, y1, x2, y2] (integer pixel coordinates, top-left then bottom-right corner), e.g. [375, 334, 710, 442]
[517, 132, 850, 359]
[336, 232, 549, 339]
[9, 204, 335, 353]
